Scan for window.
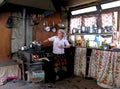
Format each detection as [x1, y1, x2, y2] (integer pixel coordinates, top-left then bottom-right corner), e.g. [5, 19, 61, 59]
[83, 15, 97, 42]
[71, 6, 97, 15]
[83, 16, 97, 27]
[69, 0, 120, 47]
[100, 12, 118, 43]
[101, 12, 118, 30]
[69, 4, 119, 47]
[70, 14, 98, 42]
[70, 16, 82, 33]
[101, 0, 120, 10]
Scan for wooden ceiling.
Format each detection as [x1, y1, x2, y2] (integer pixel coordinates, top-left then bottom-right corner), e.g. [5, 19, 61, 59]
[0, 0, 55, 11]
[0, 0, 99, 11]
[59, 0, 99, 7]
[1, 0, 114, 15]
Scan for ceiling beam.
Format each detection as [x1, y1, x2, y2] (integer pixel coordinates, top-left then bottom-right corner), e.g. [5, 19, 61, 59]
[64, 0, 99, 8]
[5, 0, 55, 11]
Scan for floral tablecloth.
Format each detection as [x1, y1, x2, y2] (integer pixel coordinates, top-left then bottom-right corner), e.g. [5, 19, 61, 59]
[88, 49, 120, 88]
[74, 47, 87, 77]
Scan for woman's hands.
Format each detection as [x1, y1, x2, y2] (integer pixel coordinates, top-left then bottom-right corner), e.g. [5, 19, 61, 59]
[58, 45, 70, 49]
[58, 45, 65, 49]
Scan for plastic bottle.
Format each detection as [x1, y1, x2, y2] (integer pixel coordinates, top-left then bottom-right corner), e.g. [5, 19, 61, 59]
[86, 39, 90, 47]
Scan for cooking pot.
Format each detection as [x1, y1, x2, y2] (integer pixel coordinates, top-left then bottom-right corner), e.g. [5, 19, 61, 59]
[20, 46, 27, 51]
[44, 26, 50, 32]
[51, 27, 56, 32]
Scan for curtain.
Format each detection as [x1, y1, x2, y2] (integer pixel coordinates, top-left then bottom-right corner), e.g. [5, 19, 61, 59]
[88, 49, 120, 88]
[74, 47, 87, 77]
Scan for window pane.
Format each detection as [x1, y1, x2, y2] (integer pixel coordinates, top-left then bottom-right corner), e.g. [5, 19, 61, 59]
[101, 1, 120, 10]
[84, 16, 97, 27]
[101, 13, 113, 27]
[83, 15, 97, 41]
[70, 16, 82, 33]
[101, 12, 118, 30]
[71, 6, 97, 15]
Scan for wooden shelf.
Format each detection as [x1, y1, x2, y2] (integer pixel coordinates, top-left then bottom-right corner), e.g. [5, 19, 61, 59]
[67, 33, 113, 36]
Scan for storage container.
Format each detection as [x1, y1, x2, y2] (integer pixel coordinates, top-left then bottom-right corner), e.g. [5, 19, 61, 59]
[31, 70, 45, 83]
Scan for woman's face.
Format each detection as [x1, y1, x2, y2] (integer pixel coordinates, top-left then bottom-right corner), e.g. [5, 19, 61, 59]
[57, 30, 63, 38]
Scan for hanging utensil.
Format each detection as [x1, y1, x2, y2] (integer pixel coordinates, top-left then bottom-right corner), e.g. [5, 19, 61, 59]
[51, 21, 56, 32]
[44, 21, 50, 32]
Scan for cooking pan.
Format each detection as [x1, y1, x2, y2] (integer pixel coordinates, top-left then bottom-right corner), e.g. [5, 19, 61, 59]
[51, 21, 56, 32]
[44, 21, 50, 32]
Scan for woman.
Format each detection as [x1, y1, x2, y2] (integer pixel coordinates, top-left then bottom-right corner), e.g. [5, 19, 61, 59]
[43, 29, 71, 81]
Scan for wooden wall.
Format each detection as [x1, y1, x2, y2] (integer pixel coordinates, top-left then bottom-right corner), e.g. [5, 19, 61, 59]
[33, 12, 61, 47]
[0, 11, 61, 61]
[0, 12, 11, 62]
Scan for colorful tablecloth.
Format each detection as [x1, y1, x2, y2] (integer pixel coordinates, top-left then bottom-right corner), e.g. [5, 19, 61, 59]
[88, 49, 120, 88]
[0, 64, 21, 85]
[74, 47, 87, 77]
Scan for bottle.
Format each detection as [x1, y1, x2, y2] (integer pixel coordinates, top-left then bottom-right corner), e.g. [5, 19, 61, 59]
[98, 28, 101, 33]
[86, 39, 90, 47]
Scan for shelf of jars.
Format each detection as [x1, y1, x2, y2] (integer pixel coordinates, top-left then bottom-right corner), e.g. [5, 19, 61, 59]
[72, 40, 101, 49]
[71, 44, 116, 51]
[69, 25, 113, 35]
[67, 32, 113, 36]
[70, 38, 120, 51]
[68, 32, 113, 45]
[68, 32, 114, 50]
[68, 26, 120, 50]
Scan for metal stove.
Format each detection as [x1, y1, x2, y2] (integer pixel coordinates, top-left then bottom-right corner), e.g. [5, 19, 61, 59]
[19, 41, 49, 81]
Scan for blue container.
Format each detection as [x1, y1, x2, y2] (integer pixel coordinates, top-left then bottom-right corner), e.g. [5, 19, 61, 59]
[31, 70, 45, 83]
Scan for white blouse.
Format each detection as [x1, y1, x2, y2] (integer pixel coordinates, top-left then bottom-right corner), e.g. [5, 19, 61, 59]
[48, 36, 70, 54]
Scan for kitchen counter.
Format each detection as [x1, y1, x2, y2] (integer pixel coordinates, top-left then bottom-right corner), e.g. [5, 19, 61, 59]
[72, 46, 120, 52]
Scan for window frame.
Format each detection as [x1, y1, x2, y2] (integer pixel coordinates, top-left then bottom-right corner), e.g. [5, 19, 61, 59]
[68, 1, 120, 46]
[69, 1, 120, 32]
